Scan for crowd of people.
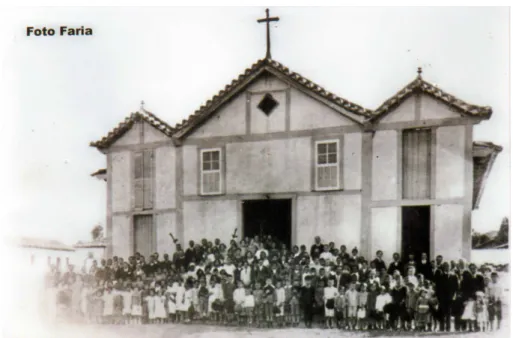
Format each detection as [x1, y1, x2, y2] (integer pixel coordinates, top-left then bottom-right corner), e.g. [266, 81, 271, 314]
[43, 234, 505, 332]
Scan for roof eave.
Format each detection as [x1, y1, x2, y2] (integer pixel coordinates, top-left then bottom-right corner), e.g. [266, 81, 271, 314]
[472, 142, 503, 210]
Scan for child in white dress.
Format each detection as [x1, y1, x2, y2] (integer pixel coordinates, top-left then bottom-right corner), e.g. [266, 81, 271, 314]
[175, 280, 186, 323]
[102, 287, 114, 324]
[154, 288, 167, 323]
[145, 289, 156, 324]
[122, 286, 133, 324]
[183, 283, 194, 323]
[208, 278, 222, 322]
[131, 286, 143, 324]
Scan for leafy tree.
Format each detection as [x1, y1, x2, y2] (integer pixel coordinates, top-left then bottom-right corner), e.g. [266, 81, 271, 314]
[91, 224, 104, 241]
[496, 217, 509, 245]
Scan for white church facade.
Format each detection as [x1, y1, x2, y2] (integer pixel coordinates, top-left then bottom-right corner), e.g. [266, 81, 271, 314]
[91, 58, 501, 263]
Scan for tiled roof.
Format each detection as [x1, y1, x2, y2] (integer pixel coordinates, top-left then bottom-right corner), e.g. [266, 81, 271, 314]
[173, 58, 373, 139]
[16, 237, 75, 252]
[73, 239, 108, 249]
[473, 141, 503, 210]
[90, 109, 175, 150]
[370, 75, 493, 122]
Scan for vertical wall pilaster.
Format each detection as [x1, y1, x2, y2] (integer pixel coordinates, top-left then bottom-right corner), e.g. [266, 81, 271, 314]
[361, 132, 373, 258]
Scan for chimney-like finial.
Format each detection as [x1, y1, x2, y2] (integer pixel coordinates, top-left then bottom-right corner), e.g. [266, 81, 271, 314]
[140, 100, 145, 112]
[417, 67, 423, 78]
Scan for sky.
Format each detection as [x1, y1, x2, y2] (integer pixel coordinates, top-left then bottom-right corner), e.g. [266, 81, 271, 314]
[0, 7, 510, 245]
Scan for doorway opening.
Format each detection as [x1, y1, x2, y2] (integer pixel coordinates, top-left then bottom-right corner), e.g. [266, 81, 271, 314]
[242, 199, 292, 248]
[402, 206, 430, 260]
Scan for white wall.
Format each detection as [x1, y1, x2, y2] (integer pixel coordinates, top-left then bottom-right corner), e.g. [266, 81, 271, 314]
[436, 126, 465, 199]
[343, 133, 362, 190]
[226, 138, 311, 194]
[112, 215, 131, 258]
[183, 200, 238, 243]
[372, 130, 398, 201]
[155, 146, 176, 209]
[296, 194, 361, 250]
[371, 207, 400, 264]
[433, 204, 464, 260]
[111, 151, 131, 212]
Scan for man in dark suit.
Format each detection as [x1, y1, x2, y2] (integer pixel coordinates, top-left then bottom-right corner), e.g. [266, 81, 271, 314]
[310, 236, 323, 260]
[416, 252, 433, 281]
[301, 276, 316, 328]
[434, 262, 459, 332]
[371, 250, 387, 273]
[387, 253, 404, 276]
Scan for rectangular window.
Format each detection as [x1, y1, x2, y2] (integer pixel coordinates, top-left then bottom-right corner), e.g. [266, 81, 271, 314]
[315, 140, 340, 190]
[402, 128, 432, 199]
[201, 148, 222, 195]
[134, 149, 153, 209]
[134, 214, 153, 257]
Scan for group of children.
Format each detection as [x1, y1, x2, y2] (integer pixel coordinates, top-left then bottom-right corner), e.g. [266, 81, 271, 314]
[44, 235, 505, 332]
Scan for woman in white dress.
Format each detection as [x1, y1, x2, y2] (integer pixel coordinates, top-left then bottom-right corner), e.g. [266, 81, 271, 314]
[122, 287, 133, 323]
[183, 283, 194, 323]
[102, 287, 114, 323]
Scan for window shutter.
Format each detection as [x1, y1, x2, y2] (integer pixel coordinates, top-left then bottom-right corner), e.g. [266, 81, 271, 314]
[143, 149, 153, 209]
[402, 129, 431, 199]
[134, 152, 144, 209]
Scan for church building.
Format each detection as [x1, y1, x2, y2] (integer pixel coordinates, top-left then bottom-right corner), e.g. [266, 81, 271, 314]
[90, 11, 501, 263]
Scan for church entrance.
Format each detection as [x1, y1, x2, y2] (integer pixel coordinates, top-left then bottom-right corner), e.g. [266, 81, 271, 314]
[402, 206, 430, 260]
[242, 199, 292, 248]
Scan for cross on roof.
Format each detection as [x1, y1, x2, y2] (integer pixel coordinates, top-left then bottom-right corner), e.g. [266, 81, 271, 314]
[257, 8, 280, 59]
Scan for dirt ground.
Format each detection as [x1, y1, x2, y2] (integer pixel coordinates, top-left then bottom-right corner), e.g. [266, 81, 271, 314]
[9, 322, 510, 338]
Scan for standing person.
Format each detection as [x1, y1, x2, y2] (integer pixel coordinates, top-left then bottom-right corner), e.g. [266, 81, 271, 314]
[357, 283, 368, 330]
[387, 253, 404, 276]
[233, 280, 246, 325]
[366, 283, 379, 330]
[145, 289, 156, 324]
[301, 276, 316, 328]
[323, 278, 338, 329]
[434, 262, 459, 332]
[154, 288, 168, 324]
[275, 280, 286, 327]
[243, 288, 255, 327]
[197, 279, 209, 321]
[263, 277, 276, 327]
[487, 272, 503, 330]
[389, 275, 408, 330]
[417, 253, 433, 281]
[415, 289, 431, 331]
[253, 281, 264, 327]
[371, 251, 387, 273]
[375, 286, 391, 330]
[345, 282, 358, 329]
[334, 286, 347, 329]
[290, 280, 302, 327]
[122, 284, 133, 324]
[310, 237, 323, 260]
[131, 285, 143, 325]
[102, 285, 114, 324]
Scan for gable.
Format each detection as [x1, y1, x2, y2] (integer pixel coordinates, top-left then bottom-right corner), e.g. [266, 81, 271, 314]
[111, 121, 141, 146]
[289, 88, 357, 130]
[420, 94, 462, 120]
[187, 72, 360, 139]
[110, 120, 170, 147]
[173, 58, 371, 140]
[188, 93, 246, 139]
[379, 95, 416, 123]
[142, 120, 170, 143]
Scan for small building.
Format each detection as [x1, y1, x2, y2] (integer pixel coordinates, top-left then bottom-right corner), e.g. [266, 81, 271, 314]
[9, 236, 75, 270]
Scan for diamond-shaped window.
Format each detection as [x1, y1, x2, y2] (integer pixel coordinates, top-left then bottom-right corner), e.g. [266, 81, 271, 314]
[257, 93, 279, 116]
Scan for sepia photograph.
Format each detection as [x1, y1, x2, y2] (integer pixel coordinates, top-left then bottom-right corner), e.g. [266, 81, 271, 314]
[1, 6, 510, 338]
